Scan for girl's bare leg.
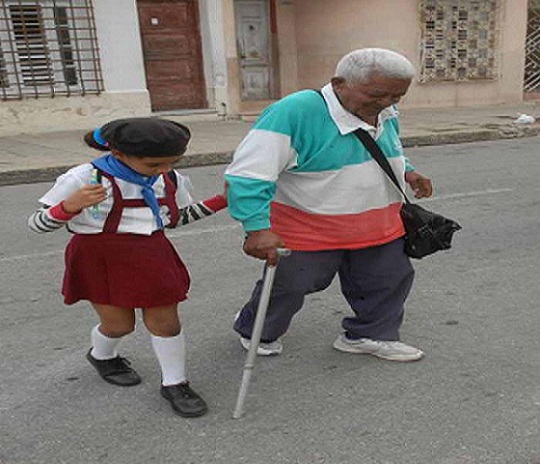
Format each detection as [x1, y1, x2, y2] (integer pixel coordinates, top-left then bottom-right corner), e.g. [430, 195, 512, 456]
[92, 303, 136, 338]
[141, 304, 180, 337]
[89, 303, 135, 359]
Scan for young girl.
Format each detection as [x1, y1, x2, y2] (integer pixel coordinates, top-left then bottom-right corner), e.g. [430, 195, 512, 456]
[28, 117, 227, 418]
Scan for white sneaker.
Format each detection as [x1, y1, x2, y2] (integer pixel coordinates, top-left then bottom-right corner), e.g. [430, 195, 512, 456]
[240, 337, 283, 356]
[332, 334, 424, 362]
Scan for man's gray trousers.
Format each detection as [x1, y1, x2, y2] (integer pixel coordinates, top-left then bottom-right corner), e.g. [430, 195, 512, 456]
[234, 238, 415, 343]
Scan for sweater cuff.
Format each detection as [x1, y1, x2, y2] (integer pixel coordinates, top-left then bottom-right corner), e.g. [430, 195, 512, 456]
[243, 218, 271, 232]
[404, 158, 415, 172]
[49, 202, 79, 221]
[202, 194, 227, 212]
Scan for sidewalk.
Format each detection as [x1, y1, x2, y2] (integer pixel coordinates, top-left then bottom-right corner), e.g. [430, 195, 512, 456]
[2, 100, 540, 186]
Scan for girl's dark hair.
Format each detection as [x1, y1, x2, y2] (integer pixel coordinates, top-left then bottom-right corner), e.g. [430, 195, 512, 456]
[83, 131, 109, 151]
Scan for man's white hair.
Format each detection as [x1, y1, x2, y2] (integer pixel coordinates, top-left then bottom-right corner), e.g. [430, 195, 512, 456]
[335, 48, 416, 84]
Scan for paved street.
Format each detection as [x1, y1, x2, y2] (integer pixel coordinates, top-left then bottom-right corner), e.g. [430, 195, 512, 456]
[1, 137, 540, 464]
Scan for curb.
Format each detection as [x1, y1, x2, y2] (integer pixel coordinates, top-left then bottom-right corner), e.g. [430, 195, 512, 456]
[401, 125, 540, 147]
[1, 127, 540, 187]
[0, 151, 236, 187]
[401, 130, 501, 147]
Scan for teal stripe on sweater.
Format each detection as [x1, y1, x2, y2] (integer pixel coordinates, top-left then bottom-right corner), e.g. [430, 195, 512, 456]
[225, 174, 276, 231]
[251, 90, 411, 173]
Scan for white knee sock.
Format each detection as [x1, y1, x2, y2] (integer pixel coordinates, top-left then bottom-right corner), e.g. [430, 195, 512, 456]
[151, 331, 187, 386]
[90, 325, 122, 360]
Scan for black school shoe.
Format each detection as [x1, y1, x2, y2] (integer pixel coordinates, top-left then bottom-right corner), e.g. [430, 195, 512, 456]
[161, 382, 208, 417]
[86, 349, 142, 387]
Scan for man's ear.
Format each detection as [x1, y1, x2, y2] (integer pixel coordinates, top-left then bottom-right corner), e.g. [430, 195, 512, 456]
[331, 77, 346, 93]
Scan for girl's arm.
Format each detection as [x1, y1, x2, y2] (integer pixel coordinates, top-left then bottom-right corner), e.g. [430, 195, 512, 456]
[28, 182, 107, 233]
[177, 194, 227, 226]
[28, 202, 79, 233]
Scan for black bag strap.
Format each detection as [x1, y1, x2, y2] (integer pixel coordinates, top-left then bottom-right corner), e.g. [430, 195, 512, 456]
[312, 88, 411, 204]
[352, 128, 411, 205]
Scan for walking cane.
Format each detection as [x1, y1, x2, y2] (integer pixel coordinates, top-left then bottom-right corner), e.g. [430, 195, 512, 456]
[232, 248, 291, 419]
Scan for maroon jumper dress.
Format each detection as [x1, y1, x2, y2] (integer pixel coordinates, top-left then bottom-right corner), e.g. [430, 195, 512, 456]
[62, 171, 191, 308]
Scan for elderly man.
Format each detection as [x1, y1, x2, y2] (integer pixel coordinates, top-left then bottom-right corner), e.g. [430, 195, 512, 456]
[225, 48, 432, 361]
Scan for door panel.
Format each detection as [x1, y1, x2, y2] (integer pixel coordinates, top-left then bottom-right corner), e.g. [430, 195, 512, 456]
[137, 0, 206, 111]
[235, 0, 271, 100]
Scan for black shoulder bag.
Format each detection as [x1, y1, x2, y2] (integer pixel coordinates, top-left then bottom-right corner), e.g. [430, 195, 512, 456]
[353, 128, 461, 259]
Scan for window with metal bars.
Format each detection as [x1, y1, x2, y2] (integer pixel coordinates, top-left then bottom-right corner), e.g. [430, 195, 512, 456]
[524, 0, 540, 92]
[0, 45, 8, 86]
[419, 0, 500, 83]
[0, 0, 104, 100]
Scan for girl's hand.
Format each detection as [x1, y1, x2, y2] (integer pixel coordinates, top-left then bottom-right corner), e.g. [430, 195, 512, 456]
[63, 184, 107, 214]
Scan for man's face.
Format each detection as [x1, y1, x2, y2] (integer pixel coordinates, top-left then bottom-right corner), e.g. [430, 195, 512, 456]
[331, 74, 411, 123]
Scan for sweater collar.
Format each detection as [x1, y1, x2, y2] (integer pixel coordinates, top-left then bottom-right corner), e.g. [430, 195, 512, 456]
[320, 83, 398, 138]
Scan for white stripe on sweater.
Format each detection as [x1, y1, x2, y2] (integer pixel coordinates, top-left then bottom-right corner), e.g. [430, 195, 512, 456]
[226, 129, 298, 181]
[274, 157, 407, 215]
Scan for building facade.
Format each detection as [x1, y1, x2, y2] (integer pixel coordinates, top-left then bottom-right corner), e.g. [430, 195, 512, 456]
[0, 0, 532, 135]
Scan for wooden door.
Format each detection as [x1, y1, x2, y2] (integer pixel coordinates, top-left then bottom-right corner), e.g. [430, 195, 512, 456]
[137, 0, 206, 111]
[235, 0, 271, 100]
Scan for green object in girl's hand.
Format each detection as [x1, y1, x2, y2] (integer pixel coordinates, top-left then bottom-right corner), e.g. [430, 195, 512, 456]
[89, 168, 101, 219]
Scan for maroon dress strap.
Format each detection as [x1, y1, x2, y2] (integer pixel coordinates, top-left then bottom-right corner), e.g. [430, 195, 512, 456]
[162, 172, 179, 228]
[98, 170, 179, 233]
[101, 171, 124, 233]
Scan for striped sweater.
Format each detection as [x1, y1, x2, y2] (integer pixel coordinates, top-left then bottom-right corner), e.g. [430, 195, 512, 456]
[224, 83, 414, 251]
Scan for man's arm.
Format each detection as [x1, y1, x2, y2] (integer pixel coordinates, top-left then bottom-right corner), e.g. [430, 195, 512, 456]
[389, 114, 432, 198]
[225, 101, 299, 263]
[224, 174, 286, 265]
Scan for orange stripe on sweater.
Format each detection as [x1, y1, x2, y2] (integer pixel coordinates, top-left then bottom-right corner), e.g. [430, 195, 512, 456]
[270, 202, 405, 251]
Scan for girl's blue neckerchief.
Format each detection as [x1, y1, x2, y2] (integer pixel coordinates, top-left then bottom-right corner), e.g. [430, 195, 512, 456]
[92, 154, 164, 229]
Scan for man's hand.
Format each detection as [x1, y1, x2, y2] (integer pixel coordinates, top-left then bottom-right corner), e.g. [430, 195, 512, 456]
[243, 229, 285, 266]
[404, 171, 433, 198]
[63, 184, 107, 214]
